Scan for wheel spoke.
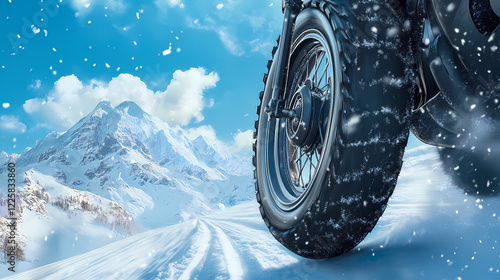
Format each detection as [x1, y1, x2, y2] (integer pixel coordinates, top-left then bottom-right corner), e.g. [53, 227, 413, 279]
[320, 77, 331, 93]
[299, 152, 307, 178]
[319, 124, 324, 146]
[308, 152, 317, 170]
[312, 154, 318, 169]
[299, 151, 306, 188]
[295, 148, 305, 164]
[300, 154, 307, 174]
[313, 52, 325, 86]
[307, 156, 312, 182]
[294, 156, 300, 164]
[318, 61, 329, 87]
[291, 146, 298, 161]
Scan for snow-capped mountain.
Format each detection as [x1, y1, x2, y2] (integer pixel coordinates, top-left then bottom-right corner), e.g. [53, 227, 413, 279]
[0, 101, 254, 266]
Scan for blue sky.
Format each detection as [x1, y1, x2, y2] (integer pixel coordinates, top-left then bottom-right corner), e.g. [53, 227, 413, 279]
[0, 0, 421, 155]
[0, 0, 283, 155]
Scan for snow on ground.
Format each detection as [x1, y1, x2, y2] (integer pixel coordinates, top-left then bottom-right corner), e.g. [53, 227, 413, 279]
[2, 144, 500, 279]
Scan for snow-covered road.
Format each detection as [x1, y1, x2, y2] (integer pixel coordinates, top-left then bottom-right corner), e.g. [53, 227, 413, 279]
[3, 145, 500, 279]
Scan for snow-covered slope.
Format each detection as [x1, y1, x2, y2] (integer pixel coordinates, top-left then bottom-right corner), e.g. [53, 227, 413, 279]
[4, 145, 499, 279]
[5, 170, 137, 268]
[0, 101, 254, 270]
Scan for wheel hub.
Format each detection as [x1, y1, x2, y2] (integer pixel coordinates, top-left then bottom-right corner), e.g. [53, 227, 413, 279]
[286, 80, 322, 152]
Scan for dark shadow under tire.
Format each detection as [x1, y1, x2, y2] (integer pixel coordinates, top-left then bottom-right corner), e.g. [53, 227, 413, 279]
[254, 0, 412, 258]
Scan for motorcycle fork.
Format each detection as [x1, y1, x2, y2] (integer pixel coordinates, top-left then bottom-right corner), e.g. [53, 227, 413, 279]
[265, 0, 302, 119]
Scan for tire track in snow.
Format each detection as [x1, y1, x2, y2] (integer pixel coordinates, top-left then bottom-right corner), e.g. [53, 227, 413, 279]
[177, 220, 211, 280]
[203, 219, 244, 280]
[203, 218, 300, 272]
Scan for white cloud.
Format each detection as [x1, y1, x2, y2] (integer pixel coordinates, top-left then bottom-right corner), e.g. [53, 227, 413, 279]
[187, 17, 245, 56]
[207, 98, 215, 108]
[187, 125, 224, 147]
[188, 17, 245, 56]
[23, 68, 219, 129]
[244, 15, 265, 29]
[217, 28, 244, 56]
[69, 0, 90, 10]
[187, 125, 253, 157]
[2, 103, 10, 109]
[159, 68, 218, 124]
[169, 0, 181, 6]
[0, 115, 27, 133]
[180, 0, 282, 57]
[155, 0, 182, 8]
[231, 129, 253, 154]
[249, 39, 273, 55]
[70, 0, 126, 13]
[29, 79, 42, 89]
[105, 0, 126, 10]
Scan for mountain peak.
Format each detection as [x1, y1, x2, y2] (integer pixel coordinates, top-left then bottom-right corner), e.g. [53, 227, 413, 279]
[85, 100, 113, 120]
[115, 101, 146, 118]
[94, 100, 113, 111]
[193, 134, 210, 147]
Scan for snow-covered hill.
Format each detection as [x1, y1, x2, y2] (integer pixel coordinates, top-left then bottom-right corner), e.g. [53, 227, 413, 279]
[3, 145, 499, 279]
[0, 101, 254, 269]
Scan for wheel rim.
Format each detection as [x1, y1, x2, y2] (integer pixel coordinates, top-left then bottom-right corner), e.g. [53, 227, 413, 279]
[257, 9, 342, 229]
[274, 31, 334, 208]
